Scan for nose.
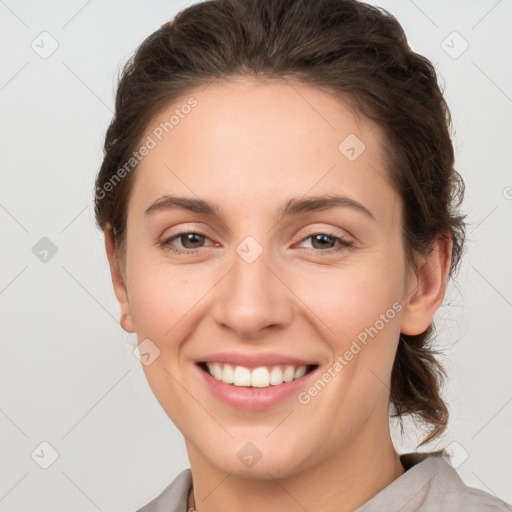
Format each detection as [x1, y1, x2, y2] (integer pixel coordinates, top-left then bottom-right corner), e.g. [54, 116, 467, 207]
[210, 244, 294, 340]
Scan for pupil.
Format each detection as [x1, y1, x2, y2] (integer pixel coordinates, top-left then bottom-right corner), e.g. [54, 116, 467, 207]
[313, 234, 333, 249]
[183, 233, 203, 248]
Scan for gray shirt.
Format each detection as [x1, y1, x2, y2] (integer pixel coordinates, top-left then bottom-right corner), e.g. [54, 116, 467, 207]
[136, 452, 511, 511]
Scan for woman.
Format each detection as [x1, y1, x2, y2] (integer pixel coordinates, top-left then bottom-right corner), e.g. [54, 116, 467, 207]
[94, 0, 511, 510]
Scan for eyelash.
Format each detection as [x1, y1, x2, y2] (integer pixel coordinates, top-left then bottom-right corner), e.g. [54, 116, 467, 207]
[159, 230, 354, 256]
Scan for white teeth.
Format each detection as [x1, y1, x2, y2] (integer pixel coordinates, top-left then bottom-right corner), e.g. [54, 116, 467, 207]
[210, 362, 223, 380]
[294, 366, 307, 379]
[233, 366, 251, 386]
[251, 367, 270, 387]
[205, 362, 311, 387]
[269, 366, 284, 385]
[283, 365, 295, 383]
[222, 363, 234, 384]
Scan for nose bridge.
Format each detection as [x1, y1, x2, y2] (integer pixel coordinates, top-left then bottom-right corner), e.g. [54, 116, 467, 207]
[211, 236, 292, 337]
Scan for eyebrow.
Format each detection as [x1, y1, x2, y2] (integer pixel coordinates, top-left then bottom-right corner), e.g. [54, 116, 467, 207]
[144, 194, 375, 220]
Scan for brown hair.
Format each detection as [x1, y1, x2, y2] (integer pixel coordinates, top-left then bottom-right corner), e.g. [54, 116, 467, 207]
[94, 0, 466, 445]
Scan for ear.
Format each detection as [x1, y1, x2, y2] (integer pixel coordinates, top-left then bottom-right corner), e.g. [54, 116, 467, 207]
[400, 233, 453, 335]
[104, 225, 135, 333]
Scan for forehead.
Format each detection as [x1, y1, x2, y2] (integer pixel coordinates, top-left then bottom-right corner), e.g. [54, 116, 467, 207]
[129, 77, 399, 223]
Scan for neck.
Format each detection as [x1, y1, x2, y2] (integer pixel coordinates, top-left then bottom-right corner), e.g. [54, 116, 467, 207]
[186, 425, 404, 512]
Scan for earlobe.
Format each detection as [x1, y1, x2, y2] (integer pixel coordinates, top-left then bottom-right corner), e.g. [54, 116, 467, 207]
[120, 312, 135, 334]
[104, 224, 136, 334]
[400, 234, 453, 336]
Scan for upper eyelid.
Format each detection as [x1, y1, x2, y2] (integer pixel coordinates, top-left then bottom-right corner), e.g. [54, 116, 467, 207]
[154, 209, 362, 240]
[161, 224, 352, 240]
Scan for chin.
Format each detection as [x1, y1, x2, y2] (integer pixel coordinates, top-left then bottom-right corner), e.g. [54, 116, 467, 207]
[194, 436, 314, 480]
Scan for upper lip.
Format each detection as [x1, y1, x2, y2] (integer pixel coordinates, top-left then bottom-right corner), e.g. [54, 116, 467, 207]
[196, 352, 319, 369]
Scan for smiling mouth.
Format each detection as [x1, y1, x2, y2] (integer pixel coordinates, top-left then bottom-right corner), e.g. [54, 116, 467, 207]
[198, 362, 318, 388]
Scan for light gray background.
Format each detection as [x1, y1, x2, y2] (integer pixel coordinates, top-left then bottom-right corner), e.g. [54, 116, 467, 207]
[1, 0, 511, 510]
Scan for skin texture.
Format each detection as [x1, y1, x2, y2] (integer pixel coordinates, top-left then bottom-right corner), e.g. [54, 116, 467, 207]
[104, 76, 452, 512]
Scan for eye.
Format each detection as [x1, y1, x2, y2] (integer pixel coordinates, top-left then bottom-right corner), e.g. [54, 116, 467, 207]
[160, 231, 215, 254]
[297, 232, 353, 254]
[159, 230, 354, 256]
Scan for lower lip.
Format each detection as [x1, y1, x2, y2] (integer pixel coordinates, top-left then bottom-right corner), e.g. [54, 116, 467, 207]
[196, 364, 318, 411]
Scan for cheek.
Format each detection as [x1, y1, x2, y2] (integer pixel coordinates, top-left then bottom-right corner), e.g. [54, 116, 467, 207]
[126, 250, 209, 342]
[293, 261, 404, 342]
[294, 260, 404, 405]
[126, 261, 208, 424]
[129, 276, 175, 337]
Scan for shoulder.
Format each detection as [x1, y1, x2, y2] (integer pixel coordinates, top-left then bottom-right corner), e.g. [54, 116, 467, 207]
[424, 452, 511, 511]
[134, 468, 192, 512]
[358, 451, 512, 512]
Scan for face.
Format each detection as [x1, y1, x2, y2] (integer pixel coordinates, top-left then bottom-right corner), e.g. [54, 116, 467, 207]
[111, 77, 419, 479]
